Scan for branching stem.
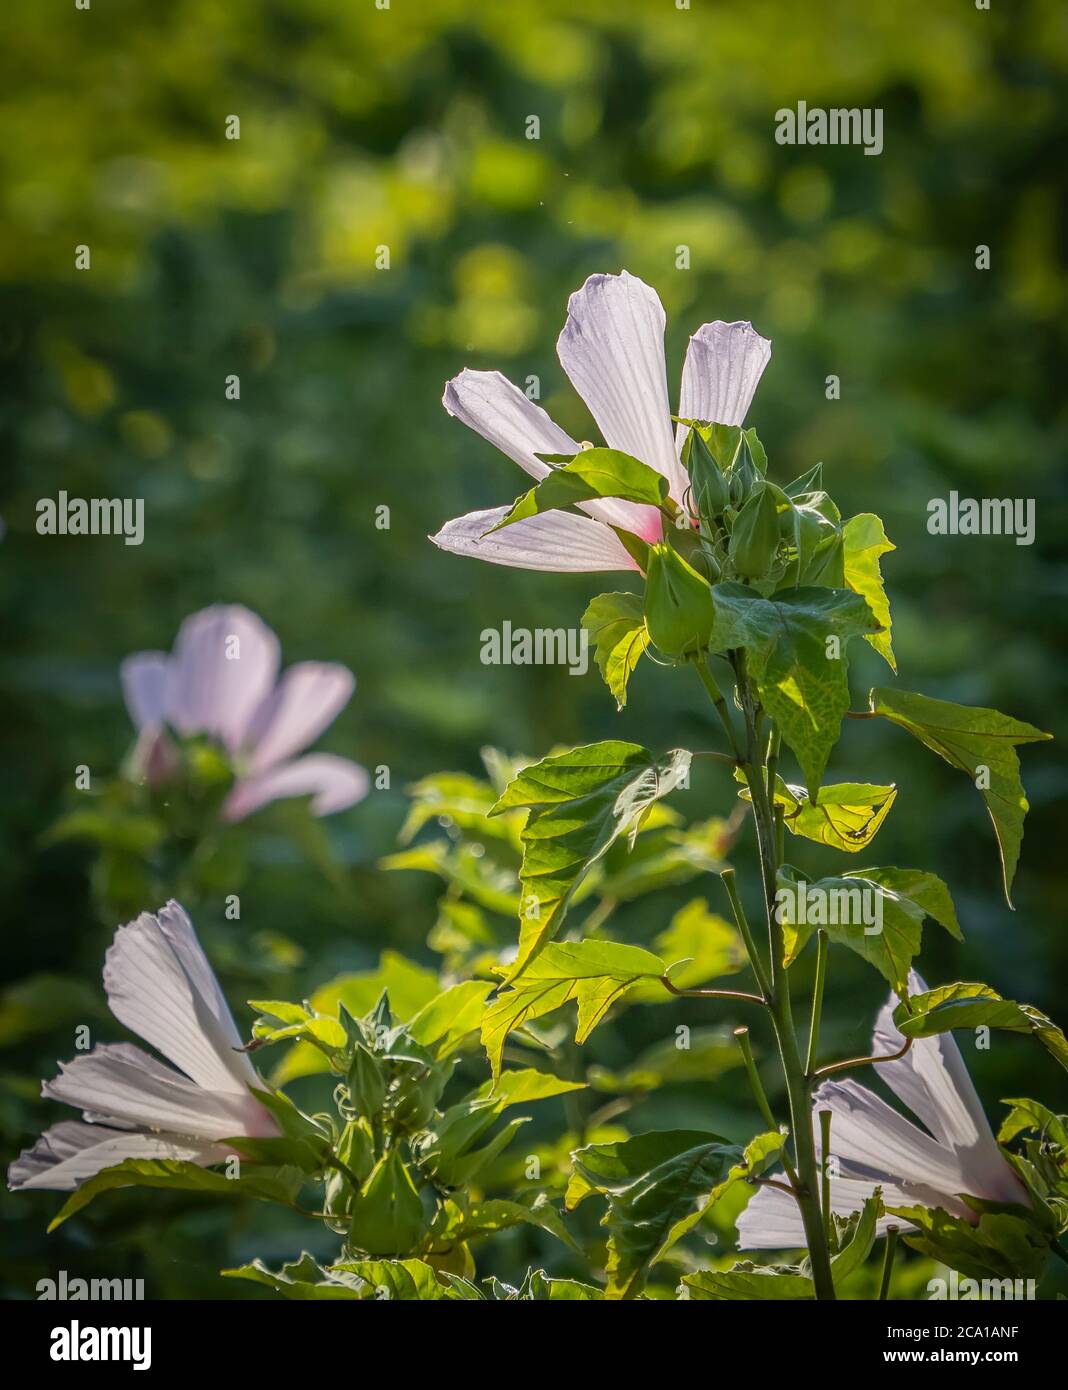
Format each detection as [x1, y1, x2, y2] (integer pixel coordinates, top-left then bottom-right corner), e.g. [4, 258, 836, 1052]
[814, 1036, 912, 1081]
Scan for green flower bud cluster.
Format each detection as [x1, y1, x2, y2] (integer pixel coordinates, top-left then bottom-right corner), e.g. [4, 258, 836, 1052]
[641, 424, 852, 660]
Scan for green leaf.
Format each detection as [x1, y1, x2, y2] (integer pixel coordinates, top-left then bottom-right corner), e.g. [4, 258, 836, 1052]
[867, 687, 1051, 906]
[775, 866, 923, 994]
[222, 1254, 367, 1300]
[407, 980, 494, 1057]
[249, 1000, 347, 1051]
[894, 983, 1068, 1073]
[48, 1159, 304, 1232]
[854, 866, 962, 941]
[490, 741, 692, 978]
[472, 1067, 587, 1107]
[777, 865, 962, 994]
[784, 462, 823, 497]
[480, 940, 666, 1079]
[842, 513, 896, 671]
[220, 1134, 329, 1172]
[582, 592, 649, 710]
[329, 1258, 464, 1300]
[680, 1262, 814, 1300]
[737, 772, 897, 853]
[430, 1194, 578, 1252]
[415, 1067, 584, 1185]
[830, 1191, 882, 1287]
[490, 449, 668, 532]
[710, 583, 880, 795]
[44, 806, 166, 854]
[566, 1129, 744, 1299]
[889, 1204, 1050, 1282]
[446, 1268, 604, 1300]
[298, 953, 441, 1038]
[593, 815, 728, 903]
[380, 841, 522, 920]
[658, 1130, 787, 1258]
[999, 1097, 1068, 1150]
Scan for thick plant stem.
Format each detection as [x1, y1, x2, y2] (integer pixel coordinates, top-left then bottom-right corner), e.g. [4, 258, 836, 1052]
[731, 661, 836, 1301]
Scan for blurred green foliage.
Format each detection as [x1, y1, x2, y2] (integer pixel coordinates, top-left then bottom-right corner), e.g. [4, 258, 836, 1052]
[1, 0, 1066, 1297]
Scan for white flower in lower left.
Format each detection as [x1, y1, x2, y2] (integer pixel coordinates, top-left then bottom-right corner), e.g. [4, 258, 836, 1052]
[9, 901, 278, 1192]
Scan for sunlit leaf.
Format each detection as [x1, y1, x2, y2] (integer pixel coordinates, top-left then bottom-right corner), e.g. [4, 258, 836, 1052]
[490, 741, 692, 978]
[710, 583, 880, 795]
[867, 687, 1051, 905]
[48, 1159, 304, 1232]
[842, 513, 896, 671]
[490, 448, 668, 532]
[567, 1129, 744, 1299]
[480, 940, 666, 1078]
[894, 982, 1068, 1073]
[582, 591, 649, 710]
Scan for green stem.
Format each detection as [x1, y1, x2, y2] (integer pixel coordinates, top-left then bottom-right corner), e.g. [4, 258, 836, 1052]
[733, 1026, 778, 1134]
[720, 868, 771, 1001]
[805, 930, 828, 1078]
[694, 660, 744, 762]
[731, 661, 836, 1301]
[814, 1035, 912, 1081]
[818, 1108, 833, 1250]
[878, 1226, 899, 1300]
[733, 1026, 800, 1192]
[661, 977, 764, 1005]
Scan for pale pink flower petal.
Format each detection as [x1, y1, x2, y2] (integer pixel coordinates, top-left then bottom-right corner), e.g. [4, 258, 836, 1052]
[166, 605, 279, 752]
[128, 728, 181, 787]
[223, 753, 370, 822]
[443, 368, 580, 483]
[737, 1175, 913, 1250]
[9, 903, 281, 1194]
[8, 1121, 229, 1192]
[120, 652, 169, 731]
[430, 505, 639, 573]
[245, 662, 355, 775]
[811, 1077, 977, 1210]
[736, 978, 1025, 1251]
[42, 1043, 274, 1142]
[104, 901, 260, 1095]
[557, 271, 688, 505]
[873, 972, 1027, 1206]
[675, 320, 771, 450]
[443, 367, 662, 540]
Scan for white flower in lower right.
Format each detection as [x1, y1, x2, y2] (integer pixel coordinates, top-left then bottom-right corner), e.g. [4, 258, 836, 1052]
[737, 972, 1028, 1249]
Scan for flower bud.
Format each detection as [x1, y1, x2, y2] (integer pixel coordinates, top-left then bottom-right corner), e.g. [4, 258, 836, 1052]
[682, 426, 730, 522]
[348, 1042, 386, 1118]
[668, 523, 721, 581]
[729, 482, 781, 579]
[644, 542, 715, 657]
[726, 433, 762, 507]
[348, 1148, 426, 1256]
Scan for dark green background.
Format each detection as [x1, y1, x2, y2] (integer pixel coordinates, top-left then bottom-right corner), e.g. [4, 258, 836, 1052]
[1, 0, 1065, 1297]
